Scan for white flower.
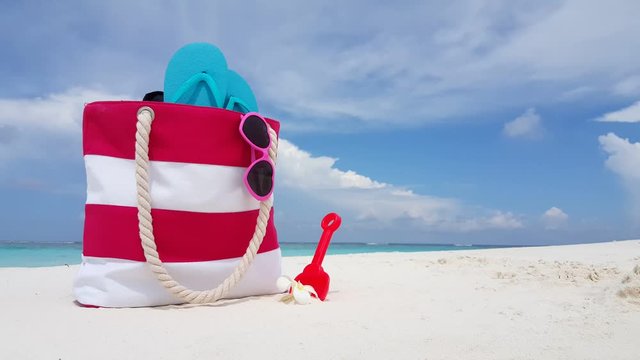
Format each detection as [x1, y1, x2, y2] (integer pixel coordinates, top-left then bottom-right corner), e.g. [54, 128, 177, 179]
[277, 276, 319, 305]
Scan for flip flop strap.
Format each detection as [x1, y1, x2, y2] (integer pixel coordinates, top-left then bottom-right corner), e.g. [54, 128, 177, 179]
[134, 106, 278, 304]
[225, 96, 252, 113]
[170, 72, 225, 108]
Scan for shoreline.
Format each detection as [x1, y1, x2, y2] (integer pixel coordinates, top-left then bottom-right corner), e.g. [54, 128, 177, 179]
[1, 240, 639, 359]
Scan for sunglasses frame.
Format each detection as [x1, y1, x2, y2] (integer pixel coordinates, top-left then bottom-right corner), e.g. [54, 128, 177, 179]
[239, 112, 275, 201]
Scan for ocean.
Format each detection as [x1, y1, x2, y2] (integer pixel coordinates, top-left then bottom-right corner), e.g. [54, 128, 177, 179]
[0, 242, 510, 267]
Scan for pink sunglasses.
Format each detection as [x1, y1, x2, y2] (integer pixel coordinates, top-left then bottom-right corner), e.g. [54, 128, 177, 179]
[239, 112, 275, 201]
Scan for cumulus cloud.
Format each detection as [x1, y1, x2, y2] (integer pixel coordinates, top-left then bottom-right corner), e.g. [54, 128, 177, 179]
[599, 133, 640, 217]
[597, 101, 640, 123]
[503, 108, 544, 139]
[0, 88, 129, 162]
[0, 87, 128, 133]
[278, 139, 523, 231]
[278, 140, 386, 190]
[541, 207, 569, 229]
[599, 133, 640, 181]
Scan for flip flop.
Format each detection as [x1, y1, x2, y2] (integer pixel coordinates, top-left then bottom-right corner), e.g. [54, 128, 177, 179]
[224, 70, 259, 113]
[164, 43, 229, 108]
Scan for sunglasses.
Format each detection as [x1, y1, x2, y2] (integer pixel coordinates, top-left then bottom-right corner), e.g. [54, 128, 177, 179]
[239, 112, 275, 201]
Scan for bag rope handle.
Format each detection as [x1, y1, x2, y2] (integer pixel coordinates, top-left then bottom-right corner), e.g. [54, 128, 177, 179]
[134, 106, 277, 304]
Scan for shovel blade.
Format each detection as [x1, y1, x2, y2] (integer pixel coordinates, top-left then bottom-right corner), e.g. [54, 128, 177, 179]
[294, 265, 330, 301]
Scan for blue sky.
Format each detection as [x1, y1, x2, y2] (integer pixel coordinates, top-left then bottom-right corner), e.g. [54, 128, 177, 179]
[1, 0, 639, 245]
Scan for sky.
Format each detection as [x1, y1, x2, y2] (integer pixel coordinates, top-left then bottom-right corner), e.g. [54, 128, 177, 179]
[0, 0, 639, 245]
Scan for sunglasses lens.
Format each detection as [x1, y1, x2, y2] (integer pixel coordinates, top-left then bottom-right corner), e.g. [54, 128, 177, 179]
[242, 115, 269, 149]
[247, 160, 273, 198]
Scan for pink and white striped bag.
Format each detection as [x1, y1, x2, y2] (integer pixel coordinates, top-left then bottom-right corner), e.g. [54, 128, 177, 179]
[73, 101, 282, 307]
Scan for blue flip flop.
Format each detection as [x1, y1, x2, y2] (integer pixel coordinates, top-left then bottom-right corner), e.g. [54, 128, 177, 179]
[224, 70, 259, 113]
[164, 43, 229, 108]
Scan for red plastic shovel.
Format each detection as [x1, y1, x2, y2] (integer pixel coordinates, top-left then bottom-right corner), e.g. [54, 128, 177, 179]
[294, 213, 342, 301]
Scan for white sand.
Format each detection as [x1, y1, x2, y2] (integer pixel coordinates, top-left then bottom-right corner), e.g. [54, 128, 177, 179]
[1, 240, 639, 360]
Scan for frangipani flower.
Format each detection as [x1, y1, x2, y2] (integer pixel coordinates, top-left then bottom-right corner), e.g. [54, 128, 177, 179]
[277, 276, 319, 305]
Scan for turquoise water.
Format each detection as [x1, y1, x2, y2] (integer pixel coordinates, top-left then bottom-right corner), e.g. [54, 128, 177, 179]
[0, 242, 509, 267]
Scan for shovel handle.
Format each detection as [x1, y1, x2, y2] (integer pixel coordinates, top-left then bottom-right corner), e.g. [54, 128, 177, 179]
[311, 213, 341, 267]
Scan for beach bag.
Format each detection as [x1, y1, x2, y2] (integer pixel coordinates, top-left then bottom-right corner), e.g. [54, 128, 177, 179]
[73, 101, 282, 307]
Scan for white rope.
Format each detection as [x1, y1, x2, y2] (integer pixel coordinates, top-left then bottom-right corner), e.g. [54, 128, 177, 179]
[134, 106, 278, 304]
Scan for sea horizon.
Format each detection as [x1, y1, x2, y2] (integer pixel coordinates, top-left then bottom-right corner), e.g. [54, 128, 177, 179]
[0, 239, 553, 246]
[3, 239, 627, 268]
[0, 241, 533, 268]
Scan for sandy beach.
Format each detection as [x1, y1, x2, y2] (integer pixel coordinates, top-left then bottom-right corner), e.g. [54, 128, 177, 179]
[1, 240, 639, 360]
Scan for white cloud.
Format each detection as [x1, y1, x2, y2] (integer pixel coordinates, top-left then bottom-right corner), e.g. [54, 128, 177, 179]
[599, 133, 640, 217]
[503, 108, 544, 139]
[5, 1, 640, 132]
[0, 87, 523, 233]
[278, 139, 523, 231]
[231, 0, 640, 131]
[541, 207, 569, 229]
[597, 101, 640, 123]
[0, 88, 129, 162]
[486, 212, 523, 229]
[278, 140, 386, 190]
[613, 76, 640, 96]
[599, 133, 640, 183]
[486, 1, 640, 80]
[559, 86, 596, 101]
[0, 87, 128, 133]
